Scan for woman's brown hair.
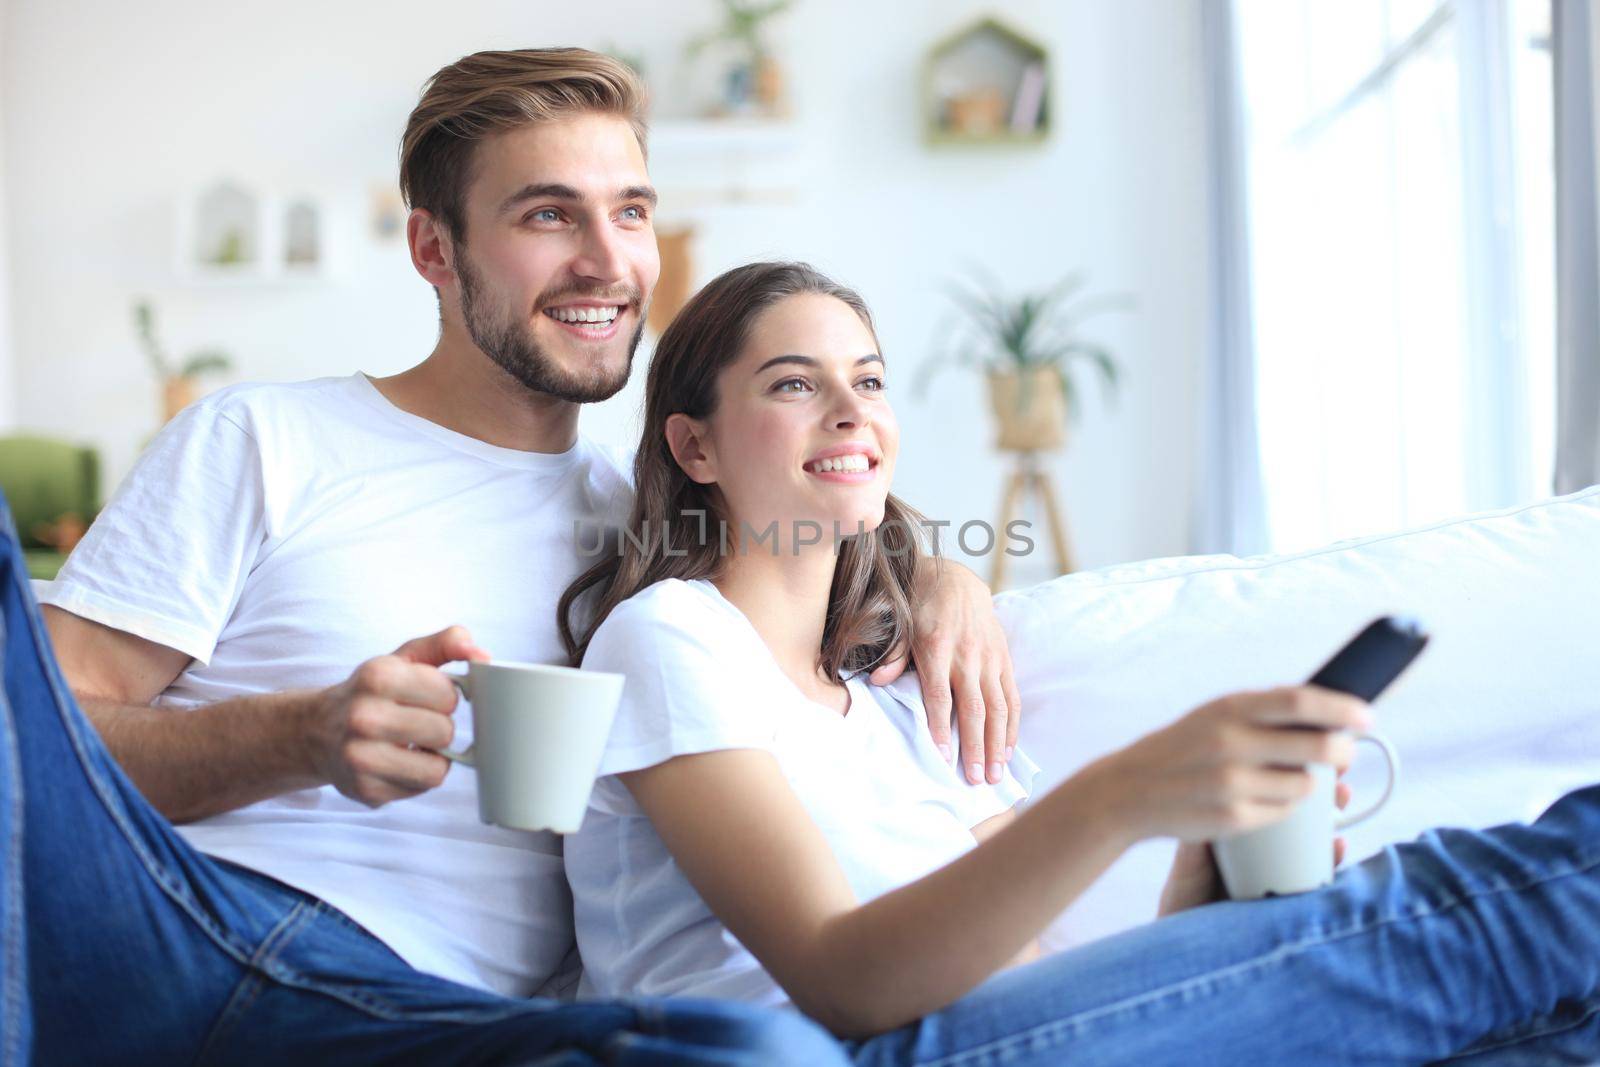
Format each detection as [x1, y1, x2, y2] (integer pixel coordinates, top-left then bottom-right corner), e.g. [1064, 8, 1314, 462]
[558, 262, 926, 678]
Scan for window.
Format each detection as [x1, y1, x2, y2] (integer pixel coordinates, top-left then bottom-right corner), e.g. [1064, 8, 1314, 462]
[1237, 0, 1553, 551]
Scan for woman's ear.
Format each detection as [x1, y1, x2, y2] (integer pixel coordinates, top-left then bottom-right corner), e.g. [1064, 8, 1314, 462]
[664, 414, 717, 484]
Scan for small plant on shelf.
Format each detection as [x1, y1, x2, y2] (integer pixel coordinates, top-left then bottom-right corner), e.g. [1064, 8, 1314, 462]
[685, 0, 795, 117]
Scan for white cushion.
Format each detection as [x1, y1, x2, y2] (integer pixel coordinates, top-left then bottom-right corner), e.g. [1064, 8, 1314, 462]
[998, 485, 1600, 952]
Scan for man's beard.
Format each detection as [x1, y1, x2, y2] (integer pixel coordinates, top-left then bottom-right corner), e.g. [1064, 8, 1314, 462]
[456, 250, 646, 404]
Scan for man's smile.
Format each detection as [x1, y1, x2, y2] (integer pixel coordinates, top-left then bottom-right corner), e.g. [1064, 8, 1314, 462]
[542, 302, 627, 341]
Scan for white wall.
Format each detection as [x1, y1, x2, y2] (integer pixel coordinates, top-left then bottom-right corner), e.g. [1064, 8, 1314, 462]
[0, 0, 14, 429]
[2, 0, 1206, 578]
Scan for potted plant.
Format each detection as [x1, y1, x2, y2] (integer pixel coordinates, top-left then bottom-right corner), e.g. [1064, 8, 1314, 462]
[918, 272, 1129, 452]
[133, 300, 233, 423]
[686, 0, 794, 117]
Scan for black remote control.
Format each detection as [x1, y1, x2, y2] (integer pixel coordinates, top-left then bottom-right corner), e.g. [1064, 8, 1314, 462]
[1307, 616, 1430, 703]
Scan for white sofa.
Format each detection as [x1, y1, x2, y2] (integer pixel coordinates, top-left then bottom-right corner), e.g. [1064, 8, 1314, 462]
[996, 485, 1600, 953]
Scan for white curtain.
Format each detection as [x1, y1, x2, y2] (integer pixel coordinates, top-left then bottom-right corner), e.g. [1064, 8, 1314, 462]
[1555, 0, 1600, 494]
[1193, 0, 1269, 556]
[1234, 0, 1554, 553]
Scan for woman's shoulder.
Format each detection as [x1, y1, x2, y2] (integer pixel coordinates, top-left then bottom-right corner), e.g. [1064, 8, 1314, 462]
[583, 578, 742, 668]
[582, 578, 779, 774]
[598, 577, 728, 631]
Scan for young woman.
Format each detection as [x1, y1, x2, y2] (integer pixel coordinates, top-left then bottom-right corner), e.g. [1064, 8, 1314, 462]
[559, 262, 1600, 1064]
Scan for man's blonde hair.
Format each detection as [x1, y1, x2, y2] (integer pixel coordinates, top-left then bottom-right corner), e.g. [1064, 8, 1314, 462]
[399, 48, 648, 243]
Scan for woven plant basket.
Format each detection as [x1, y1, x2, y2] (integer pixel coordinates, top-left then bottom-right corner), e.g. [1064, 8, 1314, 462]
[987, 367, 1068, 452]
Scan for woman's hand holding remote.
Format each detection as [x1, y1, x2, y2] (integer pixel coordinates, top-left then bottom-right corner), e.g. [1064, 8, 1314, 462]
[1094, 686, 1371, 846]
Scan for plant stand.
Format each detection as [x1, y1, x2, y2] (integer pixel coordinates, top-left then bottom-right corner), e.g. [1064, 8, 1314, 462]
[991, 451, 1074, 590]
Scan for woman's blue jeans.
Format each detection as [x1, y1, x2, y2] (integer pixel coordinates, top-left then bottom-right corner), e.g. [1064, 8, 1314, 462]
[5, 488, 1599, 1066]
[848, 777, 1600, 1066]
[0, 496, 847, 1067]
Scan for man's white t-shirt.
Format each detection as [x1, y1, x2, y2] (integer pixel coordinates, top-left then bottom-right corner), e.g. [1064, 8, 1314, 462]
[565, 577, 1037, 1008]
[42, 373, 632, 998]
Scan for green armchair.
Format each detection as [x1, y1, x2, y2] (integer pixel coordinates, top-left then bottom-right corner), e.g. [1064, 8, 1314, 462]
[0, 435, 101, 580]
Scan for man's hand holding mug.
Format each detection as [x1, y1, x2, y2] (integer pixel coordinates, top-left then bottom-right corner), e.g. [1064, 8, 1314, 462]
[308, 626, 489, 808]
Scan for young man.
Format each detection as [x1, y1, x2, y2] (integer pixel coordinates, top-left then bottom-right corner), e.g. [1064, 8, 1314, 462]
[25, 48, 1018, 1062]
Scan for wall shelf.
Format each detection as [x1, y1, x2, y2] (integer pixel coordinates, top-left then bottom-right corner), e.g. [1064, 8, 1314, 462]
[647, 118, 801, 209]
[175, 180, 333, 284]
[923, 16, 1052, 147]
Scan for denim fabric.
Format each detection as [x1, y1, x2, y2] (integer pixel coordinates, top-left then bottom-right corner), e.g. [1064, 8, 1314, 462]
[0, 594, 28, 1065]
[0, 492, 847, 1067]
[845, 782, 1600, 1065]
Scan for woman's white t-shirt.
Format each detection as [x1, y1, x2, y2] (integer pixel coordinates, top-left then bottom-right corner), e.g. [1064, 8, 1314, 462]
[566, 577, 1037, 1008]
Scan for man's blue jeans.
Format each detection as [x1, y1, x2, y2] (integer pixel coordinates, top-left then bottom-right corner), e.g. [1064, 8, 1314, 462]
[0, 497, 847, 1067]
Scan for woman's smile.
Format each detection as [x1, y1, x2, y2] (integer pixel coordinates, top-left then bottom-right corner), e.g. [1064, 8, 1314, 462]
[802, 443, 882, 484]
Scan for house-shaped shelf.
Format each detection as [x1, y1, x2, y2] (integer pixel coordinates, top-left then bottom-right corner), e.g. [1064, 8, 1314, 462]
[924, 16, 1051, 146]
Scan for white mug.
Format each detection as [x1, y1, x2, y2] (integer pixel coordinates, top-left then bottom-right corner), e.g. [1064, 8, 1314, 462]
[440, 660, 624, 834]
[1213, 732, 1399, 899]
